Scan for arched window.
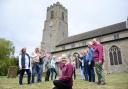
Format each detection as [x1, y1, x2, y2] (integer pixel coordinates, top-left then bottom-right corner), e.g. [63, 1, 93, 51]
[109, 45, 122, 65]
[63, 32, 65, 38]
[62, 12, 64, 20]
[73, 52, 80, 69]
[50, 11, 54, 19]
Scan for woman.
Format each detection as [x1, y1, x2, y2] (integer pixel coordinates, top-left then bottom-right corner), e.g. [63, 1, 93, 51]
[31, 48, 42, 83]
[79, 51, 85, 80]
[53, 54, 74, 89]
[18, 48, 31, 85]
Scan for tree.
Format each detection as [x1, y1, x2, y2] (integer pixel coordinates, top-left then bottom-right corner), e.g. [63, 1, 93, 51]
[0, 38, 15, 58]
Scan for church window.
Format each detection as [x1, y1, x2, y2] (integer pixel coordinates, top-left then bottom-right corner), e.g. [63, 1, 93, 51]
[62, 12, 64, 20]
[109, 45, 122, 65]
[82, 41, 86, 46]
[62, 46, 65, 50]
[73, 52, 80, 69]
[114, 33, 119, 40]
[50, 33, 52, 38]
[71, 43, 75, 48]
[63, 32, 65, 37]
[97, 37, 101, 42]
[50, 11, 54, 19]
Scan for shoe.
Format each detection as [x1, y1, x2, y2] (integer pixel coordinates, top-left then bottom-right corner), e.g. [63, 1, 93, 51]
[19, 83, 23, 85]
[19, 81, 23, 85]
[37, 80, 42, 83]
[28, 82, 31, 84]
[31, 81, 34, 83]
[97, 81, 101, 85]
[101, 81, 106, 85]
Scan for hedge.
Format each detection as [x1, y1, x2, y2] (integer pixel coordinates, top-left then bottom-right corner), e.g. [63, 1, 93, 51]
[0, 58, 17, 76]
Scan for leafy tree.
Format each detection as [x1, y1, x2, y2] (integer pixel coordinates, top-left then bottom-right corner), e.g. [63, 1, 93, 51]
[0, 38, 15, 58]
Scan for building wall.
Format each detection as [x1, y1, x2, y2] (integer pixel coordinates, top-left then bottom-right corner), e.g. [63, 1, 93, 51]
[104, 39, 128, 73]
[52, 30, 128, 73]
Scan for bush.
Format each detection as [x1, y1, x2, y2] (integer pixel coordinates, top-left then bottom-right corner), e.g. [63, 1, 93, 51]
[0, 58, 17, 76]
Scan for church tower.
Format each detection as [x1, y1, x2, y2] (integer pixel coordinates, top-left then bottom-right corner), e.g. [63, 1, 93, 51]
[41, 2, 68, 52]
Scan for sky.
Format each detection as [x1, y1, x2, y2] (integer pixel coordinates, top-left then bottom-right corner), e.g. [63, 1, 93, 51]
[0, 0, 128, 56]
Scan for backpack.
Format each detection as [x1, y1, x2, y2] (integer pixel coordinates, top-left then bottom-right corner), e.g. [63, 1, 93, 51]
[39, 56, 45, 65]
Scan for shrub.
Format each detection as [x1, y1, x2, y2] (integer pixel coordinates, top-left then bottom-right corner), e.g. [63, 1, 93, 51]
[0, 58, 17, 76]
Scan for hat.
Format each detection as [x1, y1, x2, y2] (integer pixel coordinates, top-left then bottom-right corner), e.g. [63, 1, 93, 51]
[87, 41, 93, 45]
[61, 54, 68, 61]
[53, 55, 56, 58]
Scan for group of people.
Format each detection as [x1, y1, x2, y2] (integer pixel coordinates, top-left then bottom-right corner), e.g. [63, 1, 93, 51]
[18, 47, 74, 89]
[73, 38, 106, 85]
[18, 38, 106, 89]
[18, 47, 58, 85]
[19, 48, 43, 85]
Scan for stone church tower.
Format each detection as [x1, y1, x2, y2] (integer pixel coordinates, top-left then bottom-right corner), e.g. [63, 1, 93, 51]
[41, 2, 68, 52]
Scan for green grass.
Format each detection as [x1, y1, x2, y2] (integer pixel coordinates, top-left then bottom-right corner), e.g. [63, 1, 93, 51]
[0, 73, 128, 89]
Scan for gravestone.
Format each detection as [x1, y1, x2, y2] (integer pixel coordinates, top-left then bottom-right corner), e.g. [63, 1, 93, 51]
[7, 66, 17, 78]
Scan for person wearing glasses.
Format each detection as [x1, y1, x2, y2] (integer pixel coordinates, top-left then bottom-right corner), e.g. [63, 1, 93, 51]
[53, 54, 74, 89]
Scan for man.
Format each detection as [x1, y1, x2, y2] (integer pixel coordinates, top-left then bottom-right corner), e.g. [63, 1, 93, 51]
[80, 50, 89, 81]
[31, 48, 42, 83]
[71, 58, 76, 80]
[53, 54, 74, 89]
[86, 41, 95, 82]
[39, 50, 45, 81]
[92, 38, 106, 85]
[18, 48, 31, 85]
[78, 51, 86, 80]
[44, 52, 52, 81]
[50, 56, 58, 80]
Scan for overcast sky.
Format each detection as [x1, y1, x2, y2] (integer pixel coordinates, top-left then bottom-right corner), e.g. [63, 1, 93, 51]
[0, 0, 128, 56]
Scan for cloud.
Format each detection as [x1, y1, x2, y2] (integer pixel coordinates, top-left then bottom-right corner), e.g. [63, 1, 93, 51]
[0, 0, 128, 56]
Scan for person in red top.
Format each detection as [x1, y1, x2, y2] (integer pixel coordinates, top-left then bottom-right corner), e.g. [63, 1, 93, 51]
[53, 54, 74, 89]
[92, 38, 106, 85]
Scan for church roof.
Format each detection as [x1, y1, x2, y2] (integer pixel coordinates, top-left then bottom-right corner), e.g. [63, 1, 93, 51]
[57, 21, 127, 46]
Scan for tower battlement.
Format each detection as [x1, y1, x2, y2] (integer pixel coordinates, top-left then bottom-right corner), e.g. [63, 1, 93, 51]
[47, 2, 67, 12]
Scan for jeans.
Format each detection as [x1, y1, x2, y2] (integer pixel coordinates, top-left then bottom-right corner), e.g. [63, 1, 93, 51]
[19, 69, 31, 84]
[84, 62, 89, 80]
[39, 64, 43, 77]
[50, 68, 57, 80]
[53, 80, 72, 89]
[45, 68, 51, 81]
[32, 63, 41, 83]
[80, 66, 84, 80]
[88, 65, 95, 82]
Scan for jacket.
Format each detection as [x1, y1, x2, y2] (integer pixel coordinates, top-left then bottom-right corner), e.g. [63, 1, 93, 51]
[93, 43, 104, 63]
[86, 47, 94, 62]
[59, 62, 73, 87]
[19, 53, 30, 69]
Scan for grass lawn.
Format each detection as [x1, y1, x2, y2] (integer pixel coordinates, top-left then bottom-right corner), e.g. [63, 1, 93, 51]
[0, 72, 128, 89]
